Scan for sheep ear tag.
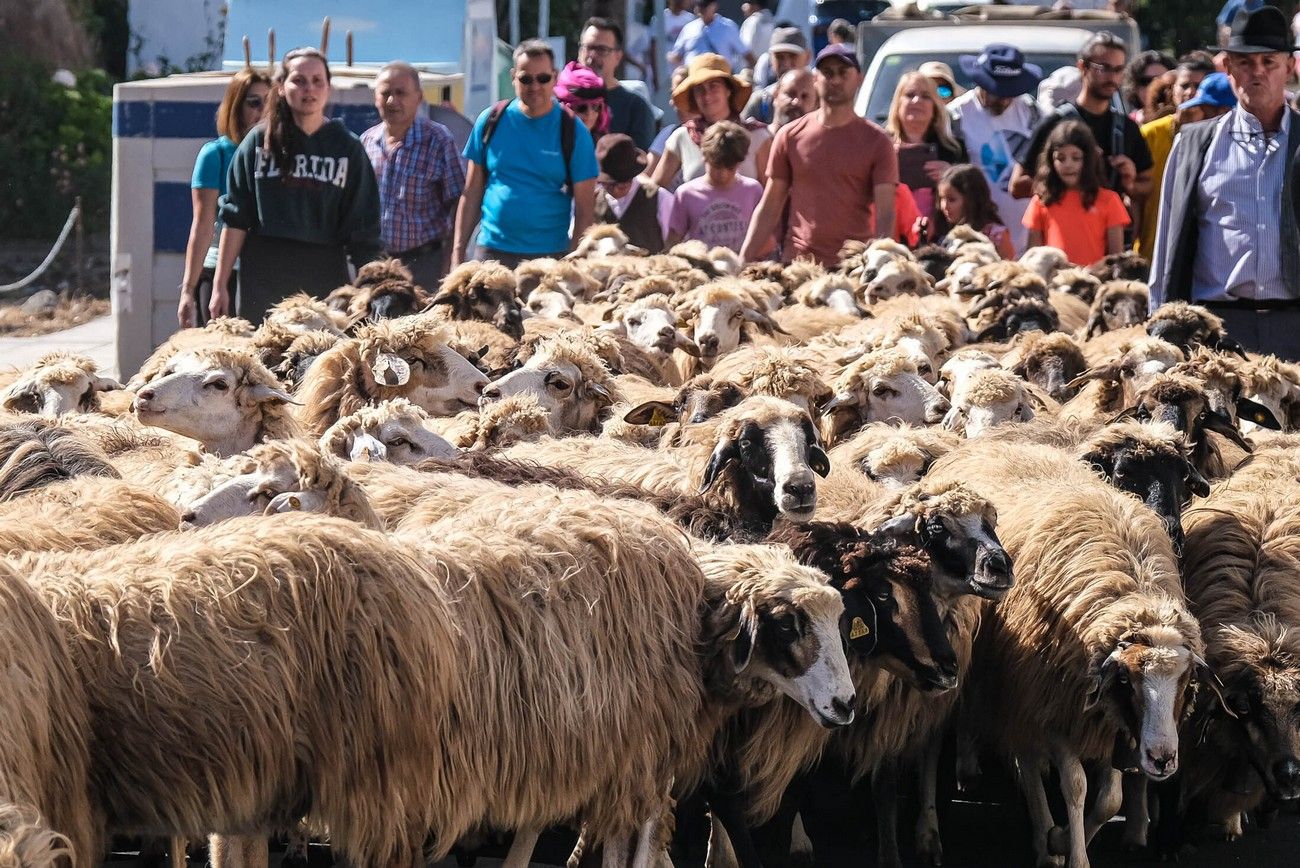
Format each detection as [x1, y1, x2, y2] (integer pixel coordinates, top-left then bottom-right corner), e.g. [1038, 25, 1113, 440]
[849, 617, 871, 641]
[649, 408, 669, 427]
[372, 353, 411, 387]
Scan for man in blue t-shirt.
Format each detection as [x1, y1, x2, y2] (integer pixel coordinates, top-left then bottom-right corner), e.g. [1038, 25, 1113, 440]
[453, 40, 599, 269]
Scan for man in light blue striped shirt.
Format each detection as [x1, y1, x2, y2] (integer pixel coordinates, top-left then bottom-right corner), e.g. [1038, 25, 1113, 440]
[1149, 5, 1300, 359]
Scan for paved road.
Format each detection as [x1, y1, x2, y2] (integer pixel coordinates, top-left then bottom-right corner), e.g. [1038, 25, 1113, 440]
[0, 314, 116, 377]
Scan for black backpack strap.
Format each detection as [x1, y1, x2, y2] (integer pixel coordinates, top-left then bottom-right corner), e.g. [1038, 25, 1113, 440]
[559, 106, 576, 195]
[479, 99, 513, 183]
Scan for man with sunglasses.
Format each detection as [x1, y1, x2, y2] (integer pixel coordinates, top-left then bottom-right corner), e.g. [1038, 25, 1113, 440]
[361, 62, 464, 286]
[454, 40, 599, 269]
[580, 18, 657, 149]
[1011, 32, 1153, 205]
[1150, 6, 1300, 358]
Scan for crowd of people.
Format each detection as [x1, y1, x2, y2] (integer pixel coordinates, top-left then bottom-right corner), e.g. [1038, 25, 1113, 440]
[179, 2, 1300, 358]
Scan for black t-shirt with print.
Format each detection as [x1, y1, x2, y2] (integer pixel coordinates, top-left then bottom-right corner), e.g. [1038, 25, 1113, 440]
[1017, 102, 1154, 191]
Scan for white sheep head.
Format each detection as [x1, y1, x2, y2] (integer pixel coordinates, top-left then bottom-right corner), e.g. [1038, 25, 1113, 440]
[941, 369, 1035, 438]
[607, 296, 700, 358]
[822, 348, 950, 443]
[480, 333, 620, 434]
[179, 439, 379, 528]
[132, 348, 295, 456]
[320, 398, 458, 464]
[677, 282, 785, 365]
[1, 352, 122, 417]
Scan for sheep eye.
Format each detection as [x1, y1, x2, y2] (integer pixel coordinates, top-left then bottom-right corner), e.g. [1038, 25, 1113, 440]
[388, 437, 410, 449]
[772, 613, 800, 637]
[872, 384, 896, 397]
[206, 379, 229, 391]
[545, 373, 572, 392]
[730, 310, 743, 322]
[874, 591, 891, 603]
[406, 357, 424, 369]
[918, 363, 932, 376]
[628, 316, 642, 326]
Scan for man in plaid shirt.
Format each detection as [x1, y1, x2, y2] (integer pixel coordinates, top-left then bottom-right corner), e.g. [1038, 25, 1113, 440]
[362, 62, 465, 287]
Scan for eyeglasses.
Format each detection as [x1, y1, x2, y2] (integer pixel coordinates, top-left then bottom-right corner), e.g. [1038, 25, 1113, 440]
[581, 43, 618, 55]
[572, 101, 604, 115]
[243, 96, 265, 108]
[516, 73, 554, 86]
[1085, 61, 1126, 76]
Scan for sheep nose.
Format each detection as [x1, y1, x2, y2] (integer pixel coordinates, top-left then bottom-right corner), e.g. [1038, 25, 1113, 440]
[179, 510, 197, 526]
[1145, 749, 1177, 776]
[1274, 758, 1300, 796]
[136, 387, 155, 402]
[480, 384, 501, 401]
[784, 479, 815, 504]
[926, 395, 951, 423]
[831, 695, 855, 722]
[474, 379, 488, 395]
[698, 333, 719, 354]
[658, 325, 675, 338]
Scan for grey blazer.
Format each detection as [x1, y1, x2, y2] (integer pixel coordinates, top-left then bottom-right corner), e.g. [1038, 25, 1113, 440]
[1152, 108, 1300, 301]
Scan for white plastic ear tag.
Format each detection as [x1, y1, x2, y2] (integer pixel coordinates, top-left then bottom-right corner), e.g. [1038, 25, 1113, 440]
[372, 353, 411, 386]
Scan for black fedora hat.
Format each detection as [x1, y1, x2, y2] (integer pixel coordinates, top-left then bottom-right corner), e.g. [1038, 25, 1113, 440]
[1217, 5, 1299, 54]
[596, 134, 648, 184]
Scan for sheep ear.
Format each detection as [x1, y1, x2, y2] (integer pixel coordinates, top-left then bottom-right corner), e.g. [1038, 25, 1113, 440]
[371, 353, 411, 387]
[941, 405, 967, 432]
[1236, 397, 1280, 430]
[821, 392, 859, 414]
[583, 380, 613, 405]
[732, 602, 759, 672]
[701, 437, 739, 491]
[1083, 309, 1106, 339]
[1210, 332, 1249, 359]
[93, 375, 124, 392]
[876, 512, 920, 540]
[1084, 647, 1125, 712]
[1068, 363, 1120, 391]
[1, 385, 42, 414]
[348, 431, 388, 462]
[676, 333, 703, 356]
[624, 400, 676, 427]
[808, 443, 831, 478]
[247, 383, 299, 406]
[1186, 462, 1211, 497]
[1193, 653, 1235, 719]
[1201, 409, 1252, 451]
[741, 307, 789, 335]
[1080, 449, 1114, 480]
[1107, 405, 1138, 425]
[427, 290, 458, 307]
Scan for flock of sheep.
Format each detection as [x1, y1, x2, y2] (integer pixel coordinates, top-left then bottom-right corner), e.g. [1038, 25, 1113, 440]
[1, 223, 1298, 868]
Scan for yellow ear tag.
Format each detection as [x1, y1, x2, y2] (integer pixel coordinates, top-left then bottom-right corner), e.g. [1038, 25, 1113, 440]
[850, 617, 870, 640]
[649, 408, 669, 427]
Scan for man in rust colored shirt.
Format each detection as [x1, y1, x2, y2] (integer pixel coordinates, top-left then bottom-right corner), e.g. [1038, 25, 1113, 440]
[740, 43, 898, 265]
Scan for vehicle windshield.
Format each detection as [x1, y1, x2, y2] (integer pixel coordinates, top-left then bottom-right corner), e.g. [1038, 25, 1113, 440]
[859, 51, 1078, 123]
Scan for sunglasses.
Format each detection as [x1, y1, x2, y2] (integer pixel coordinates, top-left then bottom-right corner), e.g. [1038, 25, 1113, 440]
[581, 43, 617, 55]
[572, 101, 604, 115]
[516, 73, 554, 86]
[1086, 61, 1126, 76]
[243, 96, 265, 108]
[935, 84, 954, 100]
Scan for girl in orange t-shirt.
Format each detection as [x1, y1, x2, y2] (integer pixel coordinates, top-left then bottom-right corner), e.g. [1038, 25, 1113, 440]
[1022, 120, 1129, 266]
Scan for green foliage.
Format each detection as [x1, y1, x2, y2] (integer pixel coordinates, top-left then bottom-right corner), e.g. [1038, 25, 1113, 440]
[0, 57, 113, 239]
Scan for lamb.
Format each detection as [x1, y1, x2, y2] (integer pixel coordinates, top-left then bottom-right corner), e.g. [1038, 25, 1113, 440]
[1050, 267, 1103, 304]
[568, 223, 648, 259]
[1082, 280, 1150, 338]
[862, 258, 933, 304]
[319, 398, 458, 464]
[941, 368, 1038, 438]
[501, 395, 830, 535]
[925, 442, 1207, 868]
[0, 352, 123, 417]
[428, 260, 525, 339]
[822, 348, 950, 444]
[479, 331, 623, 434]
[130, 347, 298, 456]
[176, 438, 380, 528]
[295, 315, 488, 436]
[827, 424, 959, 488]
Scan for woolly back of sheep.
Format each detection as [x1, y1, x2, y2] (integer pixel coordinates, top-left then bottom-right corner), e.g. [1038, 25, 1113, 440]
[0, 421, 118, 502]
[0, 477, 178, 556]
[0, 563, 99, 867]
[410, 490, 708, 841]
[18, 516, 455, 866]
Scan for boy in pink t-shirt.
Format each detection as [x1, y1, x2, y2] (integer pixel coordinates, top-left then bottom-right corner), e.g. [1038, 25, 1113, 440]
[667, 121, 765, 253]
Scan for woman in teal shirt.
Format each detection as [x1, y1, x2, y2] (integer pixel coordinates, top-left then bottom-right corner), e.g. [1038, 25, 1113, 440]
[178, 68, 270, 327]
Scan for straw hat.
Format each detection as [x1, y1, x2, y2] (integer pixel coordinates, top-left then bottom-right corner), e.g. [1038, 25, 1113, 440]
[672, 53, 752, 116]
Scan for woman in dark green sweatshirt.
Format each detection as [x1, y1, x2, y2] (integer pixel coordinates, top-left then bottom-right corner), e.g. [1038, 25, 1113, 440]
[213, 47, 381, 324]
